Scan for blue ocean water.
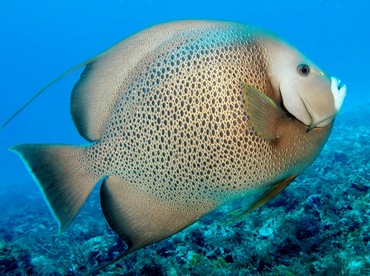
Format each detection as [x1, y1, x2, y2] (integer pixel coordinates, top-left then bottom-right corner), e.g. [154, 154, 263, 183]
[0, 0, 369, 274]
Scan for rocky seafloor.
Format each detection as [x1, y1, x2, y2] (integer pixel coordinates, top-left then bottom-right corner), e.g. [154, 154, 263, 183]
[1, 105, 369, 275]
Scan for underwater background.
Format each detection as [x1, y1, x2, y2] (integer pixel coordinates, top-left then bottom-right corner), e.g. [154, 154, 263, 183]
[0, 0, 369, 275]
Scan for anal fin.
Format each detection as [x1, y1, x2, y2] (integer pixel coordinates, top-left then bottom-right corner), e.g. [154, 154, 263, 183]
[100, 176, 216, 254]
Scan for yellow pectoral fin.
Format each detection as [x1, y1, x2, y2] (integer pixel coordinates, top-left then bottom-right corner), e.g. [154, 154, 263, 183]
[243, 83, 288, 140]
[228, 175, 297, 222]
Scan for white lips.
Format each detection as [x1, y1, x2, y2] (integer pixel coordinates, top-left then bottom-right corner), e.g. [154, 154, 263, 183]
[331, 77, 346, 112]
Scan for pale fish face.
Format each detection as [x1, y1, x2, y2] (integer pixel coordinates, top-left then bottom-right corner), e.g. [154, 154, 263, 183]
[266, 40, 346, 130]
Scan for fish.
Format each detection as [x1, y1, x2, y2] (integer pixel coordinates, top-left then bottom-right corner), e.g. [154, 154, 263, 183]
[7, 20, 346, 268]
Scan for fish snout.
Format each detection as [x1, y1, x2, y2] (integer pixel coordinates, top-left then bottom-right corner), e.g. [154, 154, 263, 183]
[307, 76, 346, 131]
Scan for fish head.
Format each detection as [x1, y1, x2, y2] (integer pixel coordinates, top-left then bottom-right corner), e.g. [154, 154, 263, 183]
[264, 39, 346, 130]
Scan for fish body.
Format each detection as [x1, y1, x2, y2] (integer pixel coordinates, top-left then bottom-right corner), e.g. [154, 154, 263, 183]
[11, 21, 346, 257]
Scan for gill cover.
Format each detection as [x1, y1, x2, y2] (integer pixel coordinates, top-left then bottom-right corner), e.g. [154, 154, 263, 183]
[265, 39, 346, 129]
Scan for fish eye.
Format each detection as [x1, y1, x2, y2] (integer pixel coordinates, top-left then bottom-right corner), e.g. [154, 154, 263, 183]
[297, 64, 311, 77]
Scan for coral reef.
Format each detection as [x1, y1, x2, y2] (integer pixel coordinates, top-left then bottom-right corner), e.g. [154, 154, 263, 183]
[1, 105, 369, 275]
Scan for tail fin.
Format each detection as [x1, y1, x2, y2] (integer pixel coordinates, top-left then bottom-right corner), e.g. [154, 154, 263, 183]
[11, 144, 99, 233]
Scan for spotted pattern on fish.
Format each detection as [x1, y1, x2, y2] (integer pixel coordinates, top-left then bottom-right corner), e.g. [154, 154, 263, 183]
[10, 20, 345, 266]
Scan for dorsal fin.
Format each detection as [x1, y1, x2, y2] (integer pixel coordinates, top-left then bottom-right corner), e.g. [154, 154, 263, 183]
[2, 20, 225, 138]
[71, 20, 225, 141]
[1, 60, 92, 130]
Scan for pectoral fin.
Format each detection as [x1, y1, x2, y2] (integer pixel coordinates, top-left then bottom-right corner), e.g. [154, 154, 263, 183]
[243, 83, 288, 140]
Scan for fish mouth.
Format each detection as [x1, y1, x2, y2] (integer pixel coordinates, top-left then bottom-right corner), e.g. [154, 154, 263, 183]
[331, 77, 346, 112]
[306, 77, 346, 132]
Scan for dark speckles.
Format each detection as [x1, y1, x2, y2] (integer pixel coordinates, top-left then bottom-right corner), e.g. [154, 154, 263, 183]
[87, 26, 286, 207]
